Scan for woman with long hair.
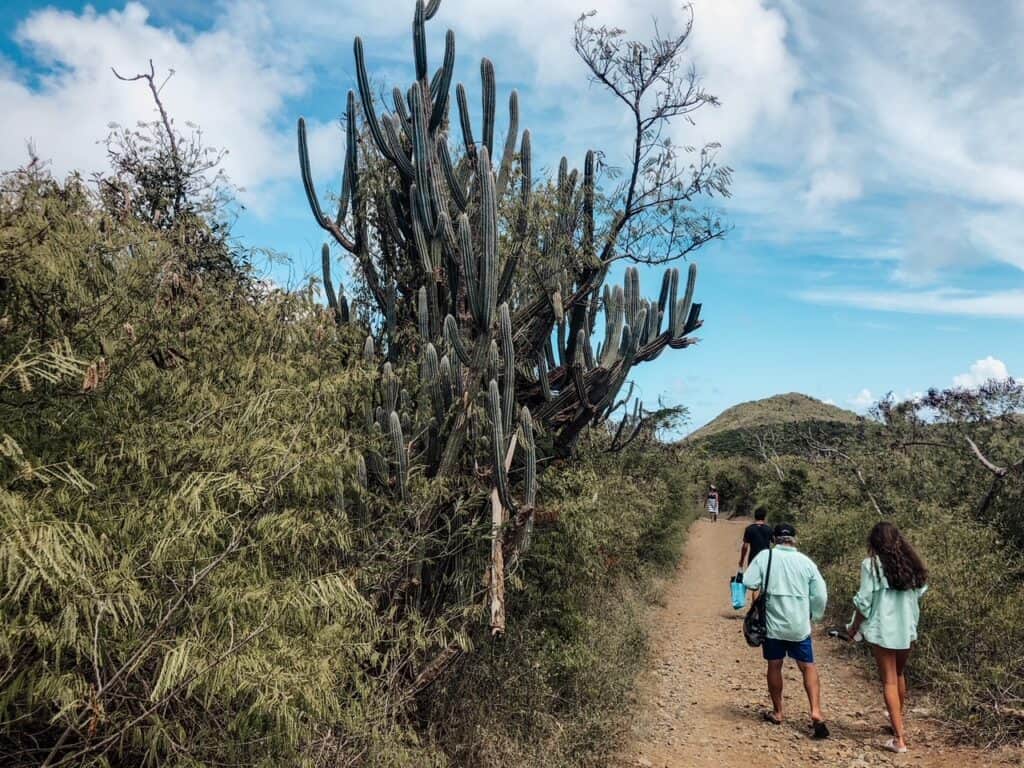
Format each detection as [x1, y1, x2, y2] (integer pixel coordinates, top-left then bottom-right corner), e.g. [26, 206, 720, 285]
[846, 521, 928, 754]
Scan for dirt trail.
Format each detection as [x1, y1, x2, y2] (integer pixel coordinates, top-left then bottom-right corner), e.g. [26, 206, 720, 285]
[617, 518, 1021, 768]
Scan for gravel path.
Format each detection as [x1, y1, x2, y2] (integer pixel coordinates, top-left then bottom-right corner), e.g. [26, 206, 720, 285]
[617, 518, 1021, 768]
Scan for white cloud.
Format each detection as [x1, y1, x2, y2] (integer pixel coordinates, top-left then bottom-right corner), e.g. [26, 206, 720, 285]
[849, 388, 875, 410]
[953, 356, 1015, 388]
[799, 287, 1024, 319]
[806, 169, 862, 209]
[767, 0, 1024, 282]
[0, 2, 338, 210]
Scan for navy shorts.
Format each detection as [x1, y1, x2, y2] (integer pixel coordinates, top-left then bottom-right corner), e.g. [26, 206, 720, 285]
[762, 636, 814, 663]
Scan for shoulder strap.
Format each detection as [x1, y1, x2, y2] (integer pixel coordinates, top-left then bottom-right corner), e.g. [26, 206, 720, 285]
[762, 547, 774, 597]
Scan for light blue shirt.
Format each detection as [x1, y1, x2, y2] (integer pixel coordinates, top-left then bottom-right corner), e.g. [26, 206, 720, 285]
[853, 556, 927, 650]
[744, 545, 828, 642]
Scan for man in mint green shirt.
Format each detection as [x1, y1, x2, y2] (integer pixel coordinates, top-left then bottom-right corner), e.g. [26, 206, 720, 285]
[743, 523, 830, 738]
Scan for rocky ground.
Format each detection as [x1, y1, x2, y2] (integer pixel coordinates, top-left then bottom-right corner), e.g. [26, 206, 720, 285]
[616, 518, 1022, 768]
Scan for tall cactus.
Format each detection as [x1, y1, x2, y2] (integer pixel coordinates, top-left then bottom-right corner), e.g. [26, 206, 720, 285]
[295, 0, 714, 638]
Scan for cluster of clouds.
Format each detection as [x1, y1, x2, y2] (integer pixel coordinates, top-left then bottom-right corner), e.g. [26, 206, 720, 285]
[847, 356, 1020, 412]
[0, 0, 802, 207]
[2, 0, 1021, 303]
[0, 3, 312, 205]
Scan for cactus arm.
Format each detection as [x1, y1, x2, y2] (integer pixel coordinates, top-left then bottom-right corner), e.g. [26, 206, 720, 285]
[418, 286, 430, 339]
[666, 267, 679, 337]
[381, 117, 416, 180]
[487, 379, 516, 512]
[499, 302, 515, 435]
[536, 354, 553, 401]
[392, 86, 411, 130]
[571, 333, 588, 404]
[676, 263, 698, 336]
[487, 339, 500, 385]
[478, 147, 499, 326]
[355, 454, 368, 489]
[480, 58, 496, 159]
[520, 407, 536, 508]
[430, 30, 456, 131]
[626, 268, 640, 329]
[389, 411, 409, 502]
[410, 83, 436, 230]
[496, 252, 519, 306]
[683, 302, 702, 335]
[355, 37, 399, 165]
[437, 135, 468, 211]
[456, 84, 476, 161]
[413, 0, 428, 83]
[496, 90, 519, 197]
[321, 243, 340, 319]
[336, 98, 355, 226]
[297, 118, 355, 253]
[443, 314, 472, 366]
[382, 362, 400, 413]
[410, 185, 434, 278]
[582, 150, 595, 264]
[455, 213, 482, 326]
[517, 129, 532, 236]
[423, 342, 445, 421]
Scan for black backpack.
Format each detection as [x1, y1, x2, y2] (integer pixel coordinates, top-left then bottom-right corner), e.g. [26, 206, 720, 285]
[743, 547, 773, 647]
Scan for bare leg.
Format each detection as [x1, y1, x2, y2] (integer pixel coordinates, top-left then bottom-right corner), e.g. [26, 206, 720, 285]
[796, 661, 823, 723]
[895, 649, 911, 717]
[872, 645, 908, 749]
[766, 660, 784, 720]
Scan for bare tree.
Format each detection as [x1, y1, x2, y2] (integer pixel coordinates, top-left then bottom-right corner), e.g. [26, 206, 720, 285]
[574, 5, 732, 267]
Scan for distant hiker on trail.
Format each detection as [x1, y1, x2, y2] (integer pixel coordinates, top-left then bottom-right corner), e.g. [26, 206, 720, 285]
[739, 507, 773, 601]
[705, 485, 720, 522]
[743, 523, 830, 739]
[845, 521, 928, 754]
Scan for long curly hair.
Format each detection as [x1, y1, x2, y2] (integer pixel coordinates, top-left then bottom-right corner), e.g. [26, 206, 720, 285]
[868, 521, 928, 590]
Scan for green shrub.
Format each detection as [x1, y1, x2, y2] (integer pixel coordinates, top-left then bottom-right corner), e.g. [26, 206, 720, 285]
[423, 447, 699, 767]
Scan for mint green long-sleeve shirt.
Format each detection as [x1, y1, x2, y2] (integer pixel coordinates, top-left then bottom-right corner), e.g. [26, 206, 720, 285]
[743, 545, 828, 642]
[853, 557, 927, 650]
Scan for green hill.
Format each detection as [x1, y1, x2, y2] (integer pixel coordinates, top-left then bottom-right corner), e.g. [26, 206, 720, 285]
[689, 393, 860, 441]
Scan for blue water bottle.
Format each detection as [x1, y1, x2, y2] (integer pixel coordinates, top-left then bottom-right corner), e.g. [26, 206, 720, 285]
[730, 572, 746, 609]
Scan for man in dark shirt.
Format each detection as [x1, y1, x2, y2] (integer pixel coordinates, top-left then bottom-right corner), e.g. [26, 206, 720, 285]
[740, 507, 773, 569]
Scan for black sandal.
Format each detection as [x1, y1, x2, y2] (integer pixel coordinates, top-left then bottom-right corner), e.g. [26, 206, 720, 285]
[762, 711, 783, 725]
[812, 720, 830, 739]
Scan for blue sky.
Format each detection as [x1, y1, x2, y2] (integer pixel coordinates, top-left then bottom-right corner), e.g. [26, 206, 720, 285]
[2, 0, 1021, 430]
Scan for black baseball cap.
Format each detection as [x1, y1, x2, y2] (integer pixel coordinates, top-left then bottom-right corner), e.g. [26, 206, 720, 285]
[773, 523, 797, 538]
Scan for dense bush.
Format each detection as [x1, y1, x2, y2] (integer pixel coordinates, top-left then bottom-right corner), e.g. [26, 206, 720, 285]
[0, 163, 701, 766]
[424, 446, 699, 767]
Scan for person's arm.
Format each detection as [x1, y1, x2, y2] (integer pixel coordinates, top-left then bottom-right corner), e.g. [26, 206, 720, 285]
[739, 542, 749, 569]
[846, 559, 875, 638]
[742, 553, 764, 591]
[809, 563, 828, 622]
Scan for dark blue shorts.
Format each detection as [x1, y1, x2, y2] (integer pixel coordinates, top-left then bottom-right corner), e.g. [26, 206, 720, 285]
[762, 636, 814, 663]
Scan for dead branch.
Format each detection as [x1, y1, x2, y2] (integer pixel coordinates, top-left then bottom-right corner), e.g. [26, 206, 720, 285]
[112, 60, 184, 216]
